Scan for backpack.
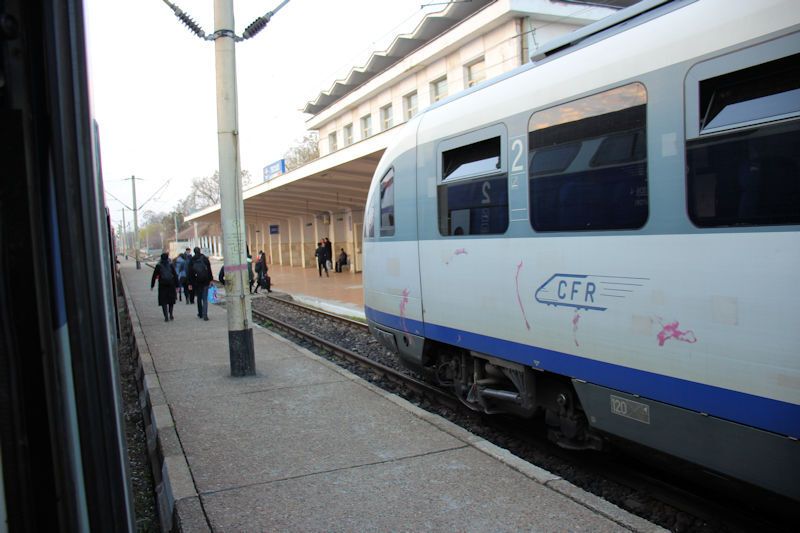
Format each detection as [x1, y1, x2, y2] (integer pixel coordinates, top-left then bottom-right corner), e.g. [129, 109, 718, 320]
[192, 257, 211, 283]
[159, 263, 174, 286]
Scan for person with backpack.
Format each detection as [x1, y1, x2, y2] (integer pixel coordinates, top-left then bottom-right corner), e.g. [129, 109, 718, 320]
[150, 252, 178, 322]
[175, 250, 189, 302]
[188, 246, 213, 321]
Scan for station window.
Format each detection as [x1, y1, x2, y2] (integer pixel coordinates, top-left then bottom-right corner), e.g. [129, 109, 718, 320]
[438, 136, 508, 236]
[431, 76, 448, 103]
[328, 131, 337, 152]
[379, 168, 395, 236]
[381, 104, 394, 131]
[404, 91, 418, 120]
[687, 53, 800, 227]
[361, 114, 372, 138]
[343, 123, 353, 147]
[466, 58, 485, 88]
[528, 83, 648, 232]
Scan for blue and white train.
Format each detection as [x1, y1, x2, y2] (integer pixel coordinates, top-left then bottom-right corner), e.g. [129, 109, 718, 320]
[363, 0, 800, 500]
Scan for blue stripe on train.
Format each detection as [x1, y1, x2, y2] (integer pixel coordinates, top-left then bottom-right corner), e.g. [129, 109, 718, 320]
[365, 306, 800, 439]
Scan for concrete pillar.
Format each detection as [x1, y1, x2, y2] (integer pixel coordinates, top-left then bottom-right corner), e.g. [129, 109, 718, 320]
[287, 219, 295, 266]
[277, 221, 283, 265]
[259, 223, 266, 256]
[297, 216, 306, 268]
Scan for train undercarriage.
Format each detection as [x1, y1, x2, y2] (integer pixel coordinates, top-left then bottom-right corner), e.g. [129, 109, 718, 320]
[365, 323, 607, 452]
[428, 345, 603, 451]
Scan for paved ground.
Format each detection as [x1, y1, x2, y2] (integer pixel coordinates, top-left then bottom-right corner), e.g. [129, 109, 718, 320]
[121, 260, 663, 532]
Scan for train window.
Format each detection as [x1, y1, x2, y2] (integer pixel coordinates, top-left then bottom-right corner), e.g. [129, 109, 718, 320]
[438, 135, 508, 236]
[528, 83, 648, 231]
[443, 137, 500, 181]
[699, 54, 800, 134]
[379, 168, 395, 236]
[687, 54, 800, 227]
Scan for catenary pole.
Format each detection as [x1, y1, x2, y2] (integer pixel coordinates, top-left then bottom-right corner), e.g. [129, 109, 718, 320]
[129, 175, 141, 270]
[121, 208, 128, 258]
[162, 0, 291, 376]
[214, 0, 254, 376]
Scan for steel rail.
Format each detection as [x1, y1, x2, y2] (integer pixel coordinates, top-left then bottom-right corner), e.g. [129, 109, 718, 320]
[251, 308, 458, 410]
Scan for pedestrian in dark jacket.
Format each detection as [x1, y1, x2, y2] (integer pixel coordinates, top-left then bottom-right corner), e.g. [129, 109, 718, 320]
[256, 251, 271, 293]
[253, 251, 266, 293]
[323, 237, 333, 271]
[315, 242, 329, 277]
[181, 248, 194, 303]
[151, 252, 178, 322]
[188, 247, 213, 321]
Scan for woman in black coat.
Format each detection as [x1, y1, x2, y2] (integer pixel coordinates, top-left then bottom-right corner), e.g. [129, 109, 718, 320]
[151, 252, 178, 322]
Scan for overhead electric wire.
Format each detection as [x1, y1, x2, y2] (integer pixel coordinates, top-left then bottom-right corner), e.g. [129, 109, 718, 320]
[104, 189, 132, 210]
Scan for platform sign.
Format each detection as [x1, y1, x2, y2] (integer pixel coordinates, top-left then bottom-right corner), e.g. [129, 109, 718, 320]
[269, 225, 279, 235]
[263, 159, 286, 182]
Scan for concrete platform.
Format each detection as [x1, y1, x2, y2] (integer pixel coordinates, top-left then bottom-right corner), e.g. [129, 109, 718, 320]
[210, 259, 365, 319]
[120, 260, 664, 532]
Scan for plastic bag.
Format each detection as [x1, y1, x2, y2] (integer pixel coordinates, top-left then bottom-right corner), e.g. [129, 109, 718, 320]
[208, 284, 219, 304]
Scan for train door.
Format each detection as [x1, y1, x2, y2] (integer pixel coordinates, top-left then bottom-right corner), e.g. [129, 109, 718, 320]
[417, 123, 509, 338]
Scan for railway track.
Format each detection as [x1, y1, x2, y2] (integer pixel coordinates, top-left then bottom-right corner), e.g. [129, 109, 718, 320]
[252, 301, 460, 412]
[250, 295, 797, 532]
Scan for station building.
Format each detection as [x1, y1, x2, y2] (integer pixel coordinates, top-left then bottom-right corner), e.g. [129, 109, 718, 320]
[186, 0, 623, 271]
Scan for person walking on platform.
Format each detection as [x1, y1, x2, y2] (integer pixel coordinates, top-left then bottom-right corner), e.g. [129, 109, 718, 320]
[188, 246, 213, 321]
[175, 250, 187, 301]
[315, 241, 329, 277]
[323, 237, 333, 272]
[335, 248, 348, 273]
[151, 252, 178, 322]
[253, 251, 263, 293]
[254, 251, 271, 293]
[247, 251, 255, 294]
[182, 247, 194, 304]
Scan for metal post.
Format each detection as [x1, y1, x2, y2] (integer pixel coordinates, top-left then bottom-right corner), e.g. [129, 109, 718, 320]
[121, 208, 128, 259]
[174, 212, 179, 249]
[130, 175, 141, 270]
[214, 0, 255, 376]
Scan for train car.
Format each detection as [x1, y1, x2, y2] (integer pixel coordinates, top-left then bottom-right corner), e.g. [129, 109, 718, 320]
[363, 0, 800, 500]
[1, 0, 135, 529]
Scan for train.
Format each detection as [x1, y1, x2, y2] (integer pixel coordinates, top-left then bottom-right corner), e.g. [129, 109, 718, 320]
[1, 0, 136, 530]
[363, 0, 800, 500]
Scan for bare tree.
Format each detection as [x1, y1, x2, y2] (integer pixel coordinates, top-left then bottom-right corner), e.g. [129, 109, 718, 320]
[182, 169, 252, 212]
[283, 133, 319, 172]
[191, 172, 221, 209]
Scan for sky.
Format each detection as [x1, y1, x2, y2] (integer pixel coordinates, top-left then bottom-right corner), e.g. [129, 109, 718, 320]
[84, 0, 444, 227]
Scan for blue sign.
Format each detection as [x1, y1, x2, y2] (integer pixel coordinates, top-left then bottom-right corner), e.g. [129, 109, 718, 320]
[269, 225, 279, 235]
[263, 159, 286, 182]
